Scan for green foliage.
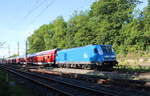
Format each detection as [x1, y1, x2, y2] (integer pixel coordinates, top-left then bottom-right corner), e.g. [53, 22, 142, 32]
[27, 0, 150, 54]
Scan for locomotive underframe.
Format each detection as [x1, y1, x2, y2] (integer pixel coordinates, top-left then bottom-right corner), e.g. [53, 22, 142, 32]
[55, 61, 118, 70]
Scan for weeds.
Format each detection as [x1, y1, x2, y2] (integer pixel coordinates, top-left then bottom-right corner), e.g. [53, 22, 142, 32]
[0, 70, 35, 96]
[114, 65, 150, 73]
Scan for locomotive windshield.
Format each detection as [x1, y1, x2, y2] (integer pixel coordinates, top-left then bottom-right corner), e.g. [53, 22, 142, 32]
[101, 46, 114, 54]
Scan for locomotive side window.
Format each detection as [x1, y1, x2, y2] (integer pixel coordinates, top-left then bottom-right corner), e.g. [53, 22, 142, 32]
[94, 48, 98, 53]
[97, 46, 103, 55]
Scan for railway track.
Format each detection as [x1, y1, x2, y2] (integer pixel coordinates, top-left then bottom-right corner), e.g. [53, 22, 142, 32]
[27, 67, 150, 89]
[0, 65, 149, 96]
[0, 65, 117, 96]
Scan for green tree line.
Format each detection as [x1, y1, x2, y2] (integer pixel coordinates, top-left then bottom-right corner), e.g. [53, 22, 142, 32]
[28, 0, 150, 54]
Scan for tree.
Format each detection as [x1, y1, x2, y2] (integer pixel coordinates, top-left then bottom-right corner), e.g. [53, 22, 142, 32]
[88, 0, 139, 52]
[28, 16, 67, 53]
[50, 16, 67, 48]
[28, 25, 47, 53]
[143, 0, 150, 50]
[66, 11, 95, 47]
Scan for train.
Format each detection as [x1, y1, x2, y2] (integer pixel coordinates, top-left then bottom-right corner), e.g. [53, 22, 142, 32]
[0, 44, 118, 70]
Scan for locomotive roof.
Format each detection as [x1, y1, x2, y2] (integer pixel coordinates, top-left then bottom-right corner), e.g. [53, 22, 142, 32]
[59, 44, 112, 51]
[35, 49, 57, 56]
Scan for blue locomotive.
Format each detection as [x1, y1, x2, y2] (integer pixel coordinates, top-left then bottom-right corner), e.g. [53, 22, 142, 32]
[56, 45, 118, 69]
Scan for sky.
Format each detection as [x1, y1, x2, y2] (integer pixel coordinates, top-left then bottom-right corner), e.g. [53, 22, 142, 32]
[0, 0, 148, 58]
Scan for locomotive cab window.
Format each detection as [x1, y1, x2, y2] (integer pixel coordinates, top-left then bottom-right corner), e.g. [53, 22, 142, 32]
[101, 46, 114, 54]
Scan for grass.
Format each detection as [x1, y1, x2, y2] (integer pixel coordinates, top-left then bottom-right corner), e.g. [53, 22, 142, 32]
[0, 81, 10, 96]
[0, 70, 36, 96]
[9, 84, 35, 96]
[117, 51, 150, 59]
[113, 65, 150, 81]
[0, 70, 10, 96]
[114, 65, 150, 73]
[116, 52, 150, 73]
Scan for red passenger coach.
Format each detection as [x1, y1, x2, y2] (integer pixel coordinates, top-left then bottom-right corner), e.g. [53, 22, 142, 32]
[44, 49, 57, 64]
[19, 55, 26, 64]
[27, 54, 35, 64]
[3, 49, 57, 66]
[16, 57, 20, 64]
[33, 49, 57, 66]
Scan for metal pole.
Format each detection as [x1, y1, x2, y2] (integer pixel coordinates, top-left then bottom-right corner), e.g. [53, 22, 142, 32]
[25, 40, 28, 65]
[8, 45, 10, 57]
[17, 41, 19, 56]
[26, 40, 27, 57]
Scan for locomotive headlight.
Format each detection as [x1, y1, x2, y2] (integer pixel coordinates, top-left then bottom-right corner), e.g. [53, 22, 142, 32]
[104, 55, 116, 58]
[111, 55, 116, 58]
[104, 55, 110, 58]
